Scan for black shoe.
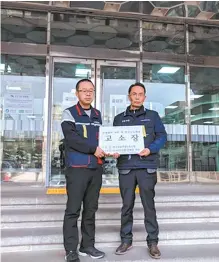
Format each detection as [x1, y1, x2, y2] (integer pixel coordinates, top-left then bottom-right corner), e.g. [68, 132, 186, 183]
[148, 244, 161, 259]
[65, 251, 80, 262]
[115, 243, 133, 255]
[78, 246, 105, 259]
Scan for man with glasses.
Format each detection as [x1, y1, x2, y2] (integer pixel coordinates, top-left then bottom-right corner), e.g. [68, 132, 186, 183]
[61, 79, 105, 262]
[113, 83, 167, 259]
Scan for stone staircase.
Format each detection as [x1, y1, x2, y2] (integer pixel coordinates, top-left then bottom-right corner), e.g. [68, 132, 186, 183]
[1, 183, 219, 261]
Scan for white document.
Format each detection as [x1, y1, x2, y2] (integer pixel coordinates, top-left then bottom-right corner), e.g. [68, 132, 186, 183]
[99, 126, 145, 155]
[4, 93, 33, 114]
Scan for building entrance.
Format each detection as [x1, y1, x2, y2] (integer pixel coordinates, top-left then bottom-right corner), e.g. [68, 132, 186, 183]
[48, 58, 137, 187]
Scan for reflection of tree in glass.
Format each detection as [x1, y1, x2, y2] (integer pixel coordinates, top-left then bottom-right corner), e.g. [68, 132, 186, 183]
[16, 148, 26, 165]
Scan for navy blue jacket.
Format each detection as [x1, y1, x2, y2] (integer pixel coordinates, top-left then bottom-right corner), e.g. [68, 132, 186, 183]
[61, 102, 103, 169]
[113, 106, 167, 169]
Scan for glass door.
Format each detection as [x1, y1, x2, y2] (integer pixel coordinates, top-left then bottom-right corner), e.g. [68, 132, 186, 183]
[96, 61, 137, 125]
[49, 58, 95, 186]
[96, 60, 137, 186]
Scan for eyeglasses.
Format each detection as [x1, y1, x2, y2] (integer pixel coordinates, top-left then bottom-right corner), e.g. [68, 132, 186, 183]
[78, 89, 95, 94]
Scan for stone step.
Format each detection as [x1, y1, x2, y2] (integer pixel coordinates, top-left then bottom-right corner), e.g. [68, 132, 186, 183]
[2, 193, 219, 206]
[2, 183, 219, 206]
[2, 200, 219, 210]
[3, 217, 219, 230]
[2, 205, 219, 225]
[2, 244, 219, 262]
[2, 222, 219, 252]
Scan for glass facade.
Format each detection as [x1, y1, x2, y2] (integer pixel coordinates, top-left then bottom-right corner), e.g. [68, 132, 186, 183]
[190, 67, 219, 181]
[142, 22, 185, 54]
[51, 14, 139, 50]
[1, 5, 219, 186]
[143, 64, 187, 182]
[1, 54, 46, 182]
[189, 25, 219, 56]
[1, 9, 47, 44]
[50, 60, 94, 185]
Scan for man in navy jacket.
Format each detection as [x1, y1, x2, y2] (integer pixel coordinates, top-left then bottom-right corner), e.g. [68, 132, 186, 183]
[61, 79, 105, 262]
[113, 83, 167, 259]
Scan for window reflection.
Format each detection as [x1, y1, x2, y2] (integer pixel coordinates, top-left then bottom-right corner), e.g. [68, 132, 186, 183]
[1, 55, 46, 182]
[50, 62, 92, 186]
[143, 63, 187, 174]
[142, 22, 185, 54]
[51, 14, 139, 50]
[189, 25, 219, 56]
[190, 67, 219, 173]
[101, 66, 136, 125]
[1, 9, 47, 44]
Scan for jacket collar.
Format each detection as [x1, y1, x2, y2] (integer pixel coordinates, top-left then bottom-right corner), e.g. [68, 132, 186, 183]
[124, 105, 146, 117]
[76, 102, 99, 119]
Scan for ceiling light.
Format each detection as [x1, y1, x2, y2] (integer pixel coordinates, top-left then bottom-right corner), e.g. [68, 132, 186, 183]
[204, 121, 213, 124]
[209, 107, 219, 111]
[165, 105, 178, 109]
[75, 68, 91, 77]
[6, 86, 21, 91]
[27, 115, 36, 119]
[158, 67, 180, 74]
[190, 95, 203, 100]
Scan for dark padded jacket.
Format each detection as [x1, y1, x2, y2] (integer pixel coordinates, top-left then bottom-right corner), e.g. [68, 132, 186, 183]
[113, 105, 167, 169]
[61, 102, 103, 169]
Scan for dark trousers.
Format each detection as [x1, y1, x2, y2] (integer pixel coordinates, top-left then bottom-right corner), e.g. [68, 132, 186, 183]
[63, 166, 102, 252]
[119, 169, 159, 246]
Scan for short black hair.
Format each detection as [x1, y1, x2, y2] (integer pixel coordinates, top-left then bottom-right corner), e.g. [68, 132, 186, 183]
[76, 79, 94, 91]
[128, 82, 146, 94]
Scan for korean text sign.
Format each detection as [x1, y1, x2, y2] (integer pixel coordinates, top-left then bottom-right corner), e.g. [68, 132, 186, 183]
[99, 126, 144, 154]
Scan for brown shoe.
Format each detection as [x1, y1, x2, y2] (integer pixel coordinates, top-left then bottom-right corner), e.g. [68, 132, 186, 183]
[115, 243, 133, 255]
[148, 244, 161, 259]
